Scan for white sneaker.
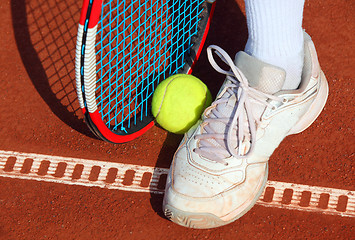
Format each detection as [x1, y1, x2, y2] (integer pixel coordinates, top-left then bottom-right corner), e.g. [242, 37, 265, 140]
[162, 33, 329, 229]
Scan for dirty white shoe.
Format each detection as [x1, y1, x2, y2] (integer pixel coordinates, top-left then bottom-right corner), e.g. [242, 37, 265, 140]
[162, 33, 328, 229]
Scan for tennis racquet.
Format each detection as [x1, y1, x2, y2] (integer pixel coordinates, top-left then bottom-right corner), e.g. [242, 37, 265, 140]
[75, 0, 216, 143]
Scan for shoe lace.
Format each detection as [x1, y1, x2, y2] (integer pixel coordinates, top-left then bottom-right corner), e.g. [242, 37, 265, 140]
[194, 45, 285, 165]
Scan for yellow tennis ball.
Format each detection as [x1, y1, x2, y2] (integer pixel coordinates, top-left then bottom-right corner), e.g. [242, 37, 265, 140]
[152, 74, 212, 134]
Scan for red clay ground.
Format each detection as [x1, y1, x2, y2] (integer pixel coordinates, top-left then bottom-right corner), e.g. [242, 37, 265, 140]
[0, 0, 354, 239]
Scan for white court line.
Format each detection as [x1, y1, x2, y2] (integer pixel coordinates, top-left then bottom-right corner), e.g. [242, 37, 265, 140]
[0, 150, 354, 218]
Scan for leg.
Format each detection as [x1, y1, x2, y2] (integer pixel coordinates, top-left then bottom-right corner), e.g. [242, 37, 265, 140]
[162, 1, 328, 229]
[244, 0, 305, 90]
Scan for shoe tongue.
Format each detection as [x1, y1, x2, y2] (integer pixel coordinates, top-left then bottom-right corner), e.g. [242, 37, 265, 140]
[234, 52, 286, 94]
[198, 52, 286, 160]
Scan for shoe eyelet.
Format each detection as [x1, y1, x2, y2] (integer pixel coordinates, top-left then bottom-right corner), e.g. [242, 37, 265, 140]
[283, 98, 288, 103]
[272, 106, 276, 110]
[224, 163, 229, 166]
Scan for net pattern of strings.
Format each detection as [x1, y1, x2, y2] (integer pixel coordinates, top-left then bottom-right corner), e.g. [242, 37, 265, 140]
[24, 0, 86, 133]
[95, 0, 205, 133]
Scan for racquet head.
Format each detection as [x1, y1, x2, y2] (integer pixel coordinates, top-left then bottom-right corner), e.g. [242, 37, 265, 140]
[75, 0, 216, 143]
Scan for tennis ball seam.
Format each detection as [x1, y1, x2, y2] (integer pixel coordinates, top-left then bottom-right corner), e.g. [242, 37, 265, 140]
[155, 74, 210, 118]
[154, 75, 182, 119]
[152, 74, 212, 134]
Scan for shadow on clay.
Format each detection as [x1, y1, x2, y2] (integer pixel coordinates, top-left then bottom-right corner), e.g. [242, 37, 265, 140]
[11, 0, 95, 138]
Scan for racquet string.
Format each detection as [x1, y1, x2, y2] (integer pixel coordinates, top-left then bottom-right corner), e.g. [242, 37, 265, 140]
[95, 0, 204, 133]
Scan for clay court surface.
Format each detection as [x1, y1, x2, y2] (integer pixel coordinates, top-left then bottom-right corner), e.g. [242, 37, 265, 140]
[0, 0, 354, 239]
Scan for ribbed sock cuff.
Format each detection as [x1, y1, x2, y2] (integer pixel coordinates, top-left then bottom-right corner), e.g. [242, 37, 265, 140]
[244, 0, 305, 59]
[244, 0, 305, 89]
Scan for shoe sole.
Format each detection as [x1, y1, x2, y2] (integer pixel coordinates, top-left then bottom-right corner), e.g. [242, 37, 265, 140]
[289, 71, 329, 135]
[163, 164, 269, 229]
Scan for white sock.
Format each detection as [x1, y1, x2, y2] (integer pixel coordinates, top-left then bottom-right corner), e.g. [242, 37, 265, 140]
[244, 0, 305, 90]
